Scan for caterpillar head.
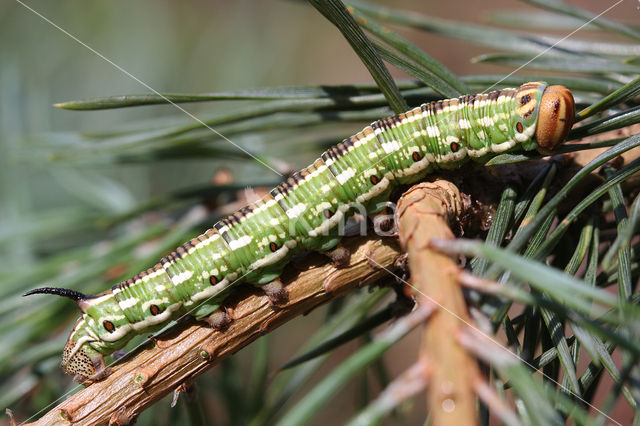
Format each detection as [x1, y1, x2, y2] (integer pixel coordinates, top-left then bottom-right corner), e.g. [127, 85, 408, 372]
[535, 85, 575, 153]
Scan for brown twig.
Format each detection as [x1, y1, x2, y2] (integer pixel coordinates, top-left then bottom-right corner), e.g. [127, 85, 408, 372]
[395, 179, 482, 426]
[25, 236, 402, 426]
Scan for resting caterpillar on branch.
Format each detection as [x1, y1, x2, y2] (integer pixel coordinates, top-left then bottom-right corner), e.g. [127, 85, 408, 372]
[24, 82, 575, 382]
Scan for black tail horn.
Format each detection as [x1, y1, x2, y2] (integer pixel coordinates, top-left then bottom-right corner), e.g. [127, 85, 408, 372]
[23, 287, 87, 301]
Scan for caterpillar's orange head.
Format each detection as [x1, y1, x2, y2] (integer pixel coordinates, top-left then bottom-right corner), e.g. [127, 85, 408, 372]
[535, 85, 575, 154]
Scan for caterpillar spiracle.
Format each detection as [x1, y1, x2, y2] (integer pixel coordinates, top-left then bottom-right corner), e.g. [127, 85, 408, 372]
[25, 82, 575, 382]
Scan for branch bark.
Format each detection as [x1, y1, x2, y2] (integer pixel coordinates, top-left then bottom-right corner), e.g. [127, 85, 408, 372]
[26, 236, 402, 426]
[396, 179, 481, 426]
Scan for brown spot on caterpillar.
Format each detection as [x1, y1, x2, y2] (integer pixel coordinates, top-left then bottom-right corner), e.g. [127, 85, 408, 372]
[324, 208, 334, 219]
[412, 152, 422, 162]
[450, 142, 460, 152]
[516, 122, 524, 133]
[209, 275, 218, 285]
[150, 304, 161, 316]
[103, 320, 115, 333]
[269, 242, 278, 252]
[370, 174, 380, 185]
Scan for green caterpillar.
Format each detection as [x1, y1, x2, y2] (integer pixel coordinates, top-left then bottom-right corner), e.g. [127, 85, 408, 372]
[25, 82, 575, 382]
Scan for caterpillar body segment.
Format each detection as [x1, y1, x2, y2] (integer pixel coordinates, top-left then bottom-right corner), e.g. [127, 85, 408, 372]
[24, 82, 575, 381]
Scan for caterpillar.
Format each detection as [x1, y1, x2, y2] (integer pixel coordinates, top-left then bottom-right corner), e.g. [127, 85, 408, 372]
[24, 82, 575, 382]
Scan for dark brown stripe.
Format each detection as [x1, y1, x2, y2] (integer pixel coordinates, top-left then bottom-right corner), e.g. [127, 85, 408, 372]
[112, 281, 128, 291]
[371, 119, 389, 133]
[321, 148, 339, 165]
[523, 107, 535, 119]
[271, 187, 289, 212]
[214, 222, 233, 245]
[342, 136, 356, 149]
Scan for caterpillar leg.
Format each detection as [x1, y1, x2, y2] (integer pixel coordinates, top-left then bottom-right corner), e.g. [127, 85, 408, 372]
[192, 301, 219, 318]
[243, 261, 290, 306]
[370, 210, 397, 237]
[203, 308, 232, 332]
[76, 355, 110, 385]
[193, 300, 233, 331]
[305, 234, 350, 267]
[324, 243, 351, 268]
[389, 279, 416, 315]
[261, 278, 288, 306]
[61, 337, 112, 384]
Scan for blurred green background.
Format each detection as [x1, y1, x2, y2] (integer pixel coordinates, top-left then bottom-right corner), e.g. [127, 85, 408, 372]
[1, 0, 637, 424]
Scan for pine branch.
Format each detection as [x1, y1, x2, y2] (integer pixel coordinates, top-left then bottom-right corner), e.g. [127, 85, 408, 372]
[396, 180, 481, 426]
[24, 236, 402, 426]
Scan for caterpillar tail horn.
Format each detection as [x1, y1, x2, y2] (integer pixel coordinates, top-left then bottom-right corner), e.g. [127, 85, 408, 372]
[23, 286, 88, 301]
[23, 286, 95, 315]
[24, 287, 110, 382]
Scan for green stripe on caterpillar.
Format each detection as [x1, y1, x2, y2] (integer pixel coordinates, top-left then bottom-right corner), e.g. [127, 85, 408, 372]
[24, 82, 575, 382]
